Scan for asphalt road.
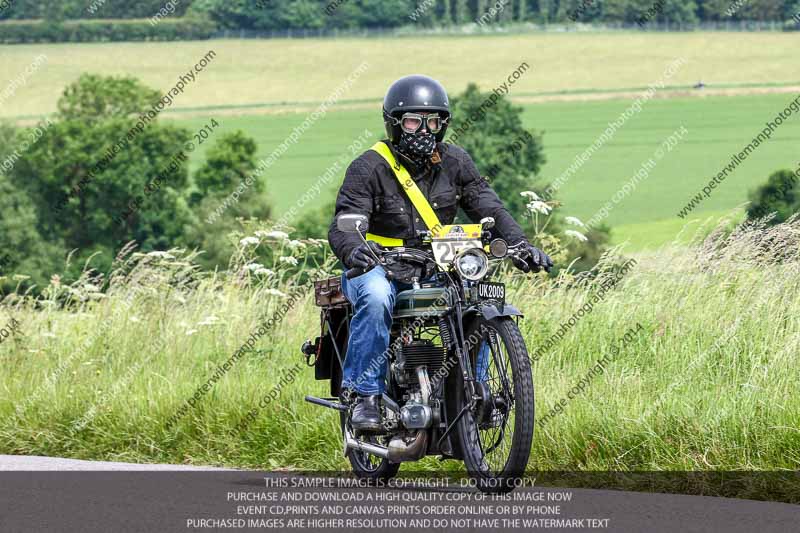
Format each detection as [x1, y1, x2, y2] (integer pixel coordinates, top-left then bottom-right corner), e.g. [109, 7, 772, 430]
[0, 454, 230, 471]
[0, 455, 798, 533]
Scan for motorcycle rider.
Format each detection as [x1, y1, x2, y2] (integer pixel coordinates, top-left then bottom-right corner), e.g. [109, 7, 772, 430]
[328, 74, 552, 432]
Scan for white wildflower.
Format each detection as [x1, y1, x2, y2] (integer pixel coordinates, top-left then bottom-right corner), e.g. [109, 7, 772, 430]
[520, 191, 540, 200]
[239, 237, 260, 247]
[255, 230, 289, 240]
[565, 216, 586, 228]
[254, 268, 274, 276]
[246, 263, 265, 272]
[198, 315, 220, 326]
[527, 201, 552, 215]
[287, 240, 306, 250]
[265, 289, 287, 298]
[147, 251, 175, 259]
[565, 229, 588, 242]
[279, 256, 299, 266]
[83, 283, 100, 292]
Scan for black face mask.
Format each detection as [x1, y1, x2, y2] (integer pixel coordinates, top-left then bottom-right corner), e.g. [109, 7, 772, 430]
[396, 131, 436, 167]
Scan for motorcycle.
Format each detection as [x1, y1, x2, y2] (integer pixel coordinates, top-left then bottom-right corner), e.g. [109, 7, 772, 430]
[302, 214, 535, 493]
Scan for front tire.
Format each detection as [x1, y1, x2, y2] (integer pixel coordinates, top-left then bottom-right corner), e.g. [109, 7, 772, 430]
[452, 316, 534, 493]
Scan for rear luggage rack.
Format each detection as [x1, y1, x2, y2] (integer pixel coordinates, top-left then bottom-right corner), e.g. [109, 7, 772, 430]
[313, 276, 349, 308]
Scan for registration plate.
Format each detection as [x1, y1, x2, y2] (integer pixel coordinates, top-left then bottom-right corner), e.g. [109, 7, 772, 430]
[477, 281, 505, 306]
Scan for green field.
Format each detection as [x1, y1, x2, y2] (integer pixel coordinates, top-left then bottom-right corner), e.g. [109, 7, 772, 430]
[2, 33, 799, 119]
[2, 33, 798, 250]
[171, 92, 800, 249]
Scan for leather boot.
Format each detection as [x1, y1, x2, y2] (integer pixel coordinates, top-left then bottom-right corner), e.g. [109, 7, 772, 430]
[350, 395, 382, 433]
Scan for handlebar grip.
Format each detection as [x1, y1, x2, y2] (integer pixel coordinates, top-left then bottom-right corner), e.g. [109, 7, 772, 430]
[345, 267, 365, 279]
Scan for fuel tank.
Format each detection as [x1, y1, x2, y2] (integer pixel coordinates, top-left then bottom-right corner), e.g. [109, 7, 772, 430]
[392, 287, 451, 319]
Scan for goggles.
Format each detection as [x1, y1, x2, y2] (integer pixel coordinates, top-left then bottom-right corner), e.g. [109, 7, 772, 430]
[392, 112, 447, 134]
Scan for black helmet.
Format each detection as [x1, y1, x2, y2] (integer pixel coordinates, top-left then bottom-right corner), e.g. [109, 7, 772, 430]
[383, 74, 450, 143]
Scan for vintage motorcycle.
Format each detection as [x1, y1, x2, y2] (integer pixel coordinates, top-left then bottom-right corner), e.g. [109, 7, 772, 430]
[302, 214, 535, 493]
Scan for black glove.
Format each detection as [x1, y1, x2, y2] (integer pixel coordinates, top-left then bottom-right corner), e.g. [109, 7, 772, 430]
[511, 242, 553, 273]
[345, 241, 384, 269]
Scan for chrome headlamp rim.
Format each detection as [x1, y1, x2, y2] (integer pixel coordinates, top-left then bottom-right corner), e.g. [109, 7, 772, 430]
[453, 247, 489, 281]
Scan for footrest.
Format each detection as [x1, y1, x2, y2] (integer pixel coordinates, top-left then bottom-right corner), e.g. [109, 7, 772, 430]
[305, 395, 348, 411]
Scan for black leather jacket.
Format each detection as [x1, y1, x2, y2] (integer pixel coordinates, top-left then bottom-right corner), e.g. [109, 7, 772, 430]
[328, 140, 527, 270]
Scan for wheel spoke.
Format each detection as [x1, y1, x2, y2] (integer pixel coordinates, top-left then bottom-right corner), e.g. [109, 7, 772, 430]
[473, 324, 517, 474]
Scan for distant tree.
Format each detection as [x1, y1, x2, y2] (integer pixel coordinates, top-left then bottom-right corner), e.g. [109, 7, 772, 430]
[447, 83, 545, 221]
[191, 0, 415, 30]
[454, 0, 470, 22]
[518, 0, 528, 22]
[440, 0, 453, 24]
[1, 0, 191, 20]
[294, 196, 336, 239]
[602, 0, 699, 24]
[559, 0, 603, 22]
[746, 169, 799, 224]
[0, 121, 16, 161]
[281, 0, 327, 29]
[477, 0, 489, 21]
[193, 131, 260, 198]
[355, 0, 414, 27]
[57, 73, 161, 120]
[0, 173, 63, 292]
[787, 0, 800, 19]
[8, 74, 195, 275]
[187, 131, 271, 270]
[739, 0, 787, 20]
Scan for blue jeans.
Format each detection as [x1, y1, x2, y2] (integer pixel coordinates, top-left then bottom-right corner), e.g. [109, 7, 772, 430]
[340, 266, 399, 395]
[476, 341, 490, 382]
[340, 266, 490, 395]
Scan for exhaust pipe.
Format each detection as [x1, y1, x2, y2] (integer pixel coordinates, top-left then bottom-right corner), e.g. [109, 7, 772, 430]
[343, 425, 429, 462]
[388, 430, 428, 462]
[343, 425, 389, 459]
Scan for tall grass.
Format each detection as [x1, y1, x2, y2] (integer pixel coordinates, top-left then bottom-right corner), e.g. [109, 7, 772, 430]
[0, 217, 798, 481]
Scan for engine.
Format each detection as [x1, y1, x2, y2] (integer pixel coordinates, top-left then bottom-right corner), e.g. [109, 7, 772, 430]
[393, 339, 446, 387]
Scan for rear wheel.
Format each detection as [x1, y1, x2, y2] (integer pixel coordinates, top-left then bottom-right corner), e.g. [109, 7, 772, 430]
[451, 316, 534, 493]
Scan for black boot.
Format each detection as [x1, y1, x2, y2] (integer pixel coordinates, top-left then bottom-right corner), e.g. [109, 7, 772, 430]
[350, 395, 382, 433]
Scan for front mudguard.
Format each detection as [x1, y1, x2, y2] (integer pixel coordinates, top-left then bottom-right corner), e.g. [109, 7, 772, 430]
[463, 302, 524, 324]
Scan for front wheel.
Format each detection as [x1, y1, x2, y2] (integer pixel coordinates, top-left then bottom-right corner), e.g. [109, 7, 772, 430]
[450, 316, 534, 493]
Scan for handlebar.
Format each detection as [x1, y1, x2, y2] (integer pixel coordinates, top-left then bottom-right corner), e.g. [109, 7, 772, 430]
[344, 241, 538, 279]
[345, 266, 365, 279]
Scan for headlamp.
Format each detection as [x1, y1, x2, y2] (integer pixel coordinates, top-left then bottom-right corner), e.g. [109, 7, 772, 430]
[454, 248, 489, 281]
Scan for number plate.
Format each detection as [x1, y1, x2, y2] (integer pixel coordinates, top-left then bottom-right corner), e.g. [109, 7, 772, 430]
[477, 281, 505, 305]
[431, 224, 483, 266]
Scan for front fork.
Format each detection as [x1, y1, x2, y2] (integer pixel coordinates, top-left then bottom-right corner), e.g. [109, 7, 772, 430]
[436, 299, 483, 448]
